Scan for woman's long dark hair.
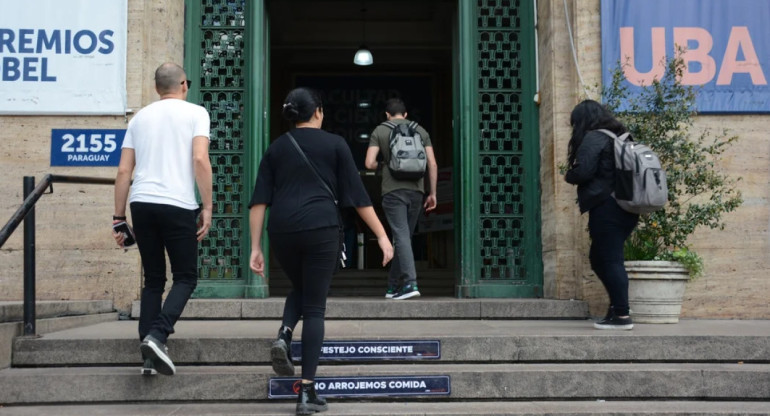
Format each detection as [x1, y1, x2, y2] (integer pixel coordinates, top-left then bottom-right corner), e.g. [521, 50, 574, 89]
[281, 87, 323, 123]
[567, 99, 626, 168]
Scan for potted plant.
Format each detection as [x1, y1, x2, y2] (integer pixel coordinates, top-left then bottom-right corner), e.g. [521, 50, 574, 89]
[602, 52, 743, 323]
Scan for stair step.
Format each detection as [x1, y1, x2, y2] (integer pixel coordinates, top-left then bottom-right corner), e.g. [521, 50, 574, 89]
[5, 401, 770, 416]
[0, 300, 114, 323]
[1, 363, 767, 404]
[13, 320, 770, 366]
[132, 298, 590, 320]
[1, 401, 769, 416]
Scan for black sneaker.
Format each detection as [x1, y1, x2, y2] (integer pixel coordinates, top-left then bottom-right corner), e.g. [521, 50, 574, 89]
[385, 285, 398, 299]
[392, 284, 420, 300]
[140, 335, 176, 375]
[594, 314, 634, 330]
[270, 326, 295, 376]
[141, 357, 157, 376]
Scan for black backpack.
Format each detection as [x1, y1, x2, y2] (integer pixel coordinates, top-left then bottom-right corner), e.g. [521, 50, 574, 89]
[382, 120, 426, 181]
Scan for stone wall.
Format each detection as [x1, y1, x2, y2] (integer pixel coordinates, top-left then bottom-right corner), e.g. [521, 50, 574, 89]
[0, 0, 185, 313]
[1, 1, 767, 318]
[539, 0, 770, 318]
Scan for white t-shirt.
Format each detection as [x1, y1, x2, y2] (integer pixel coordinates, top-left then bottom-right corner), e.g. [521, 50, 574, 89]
[122, 98, 210, 210]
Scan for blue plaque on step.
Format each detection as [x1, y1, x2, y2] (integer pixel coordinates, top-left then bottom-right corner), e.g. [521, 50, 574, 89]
[291, 340, 440, 361]
[268, 375, 451, 398]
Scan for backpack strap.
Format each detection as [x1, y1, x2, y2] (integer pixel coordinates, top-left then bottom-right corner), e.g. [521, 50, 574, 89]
[596, 129, 630, 142]
[381, 121, 397, 129]
[286, 132, 338, 207]
[408, 121, 419, 130]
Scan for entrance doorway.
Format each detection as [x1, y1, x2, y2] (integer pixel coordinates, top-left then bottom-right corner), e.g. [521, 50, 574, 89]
[266, 0, 457, 297]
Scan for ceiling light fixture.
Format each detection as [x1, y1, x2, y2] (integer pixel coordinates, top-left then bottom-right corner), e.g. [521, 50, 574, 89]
[353, 5, 373, 66]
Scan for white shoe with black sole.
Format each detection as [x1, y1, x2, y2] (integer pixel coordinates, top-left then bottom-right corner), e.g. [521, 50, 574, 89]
[140, 335, 176, 376]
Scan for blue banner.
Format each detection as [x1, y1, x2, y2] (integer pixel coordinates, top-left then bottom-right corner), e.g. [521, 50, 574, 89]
[601, 0, 770, 113]
[291, 340, 440, 361]
[269, 376, 451, 399]
[50, 129, 125, 166]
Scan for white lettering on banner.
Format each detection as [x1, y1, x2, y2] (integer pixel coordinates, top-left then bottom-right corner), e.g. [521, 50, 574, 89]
[66, 154, 110, 162]
[315, 380, 428, 391]
[357, 345, 414, 354]
[320, 344, 417, 355]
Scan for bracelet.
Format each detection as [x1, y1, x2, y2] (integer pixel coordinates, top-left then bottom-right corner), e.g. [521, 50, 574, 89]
[112, 215, 127, 221]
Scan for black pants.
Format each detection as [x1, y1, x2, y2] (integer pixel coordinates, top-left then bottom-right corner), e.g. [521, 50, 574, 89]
[130, 202, 199, 344]
[270, 226, 339, 381]
[588, 197, 639, 316]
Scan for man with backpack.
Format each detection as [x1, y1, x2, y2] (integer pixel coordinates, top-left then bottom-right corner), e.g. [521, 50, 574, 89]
[365, 98, 438, 300]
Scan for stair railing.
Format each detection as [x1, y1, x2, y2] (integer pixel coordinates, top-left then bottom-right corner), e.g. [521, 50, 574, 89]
[0, 175, 116, 336]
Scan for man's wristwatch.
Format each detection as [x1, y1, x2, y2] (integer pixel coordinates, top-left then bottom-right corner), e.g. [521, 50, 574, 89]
[113, 215, 127, 221]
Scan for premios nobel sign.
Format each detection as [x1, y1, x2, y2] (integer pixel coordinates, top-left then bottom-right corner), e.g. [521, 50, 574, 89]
[0, 0, 127, 114]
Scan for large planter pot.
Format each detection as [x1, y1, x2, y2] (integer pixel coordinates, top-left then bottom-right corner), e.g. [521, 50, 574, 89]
[625, 260, 690, 324]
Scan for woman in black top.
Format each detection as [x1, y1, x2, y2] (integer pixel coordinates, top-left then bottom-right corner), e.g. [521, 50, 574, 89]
[249, 87, 393, 415]
[565, 99, 639, 330]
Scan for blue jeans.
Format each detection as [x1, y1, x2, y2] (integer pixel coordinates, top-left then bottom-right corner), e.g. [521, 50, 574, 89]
[130, 202, 199, 345]
[588, 197, 639, 316]
[381, 189, 424, 288]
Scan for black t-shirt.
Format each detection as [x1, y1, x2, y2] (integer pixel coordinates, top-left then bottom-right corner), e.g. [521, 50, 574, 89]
[249, 127, 372, 233]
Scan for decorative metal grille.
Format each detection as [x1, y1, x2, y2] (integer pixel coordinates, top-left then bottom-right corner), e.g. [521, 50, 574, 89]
[477, 0, 527, 280]
[197, 0, 246, 280]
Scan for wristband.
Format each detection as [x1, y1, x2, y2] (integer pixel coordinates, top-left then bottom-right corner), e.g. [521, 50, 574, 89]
[113, 215, 127, 221]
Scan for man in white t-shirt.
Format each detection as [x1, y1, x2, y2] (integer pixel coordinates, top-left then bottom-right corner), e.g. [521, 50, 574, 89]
[112, 63, 212, 376]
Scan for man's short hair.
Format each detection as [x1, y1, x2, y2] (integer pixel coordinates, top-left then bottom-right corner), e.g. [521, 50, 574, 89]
[385, 98, 407, 116]
[155, 63, 186, 95]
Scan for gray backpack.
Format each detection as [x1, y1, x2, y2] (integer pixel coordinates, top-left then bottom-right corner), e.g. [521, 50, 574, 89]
[597, 129, 668, 214]
[383, 120, 427, 180]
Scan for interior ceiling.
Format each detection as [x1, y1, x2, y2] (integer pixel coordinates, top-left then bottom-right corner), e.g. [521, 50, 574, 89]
[269, 0, 454, 68]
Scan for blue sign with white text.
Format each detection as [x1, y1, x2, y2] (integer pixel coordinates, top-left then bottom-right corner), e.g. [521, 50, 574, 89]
[601, 0, 770, 113]
[291, 340, 440, 361]
[50, 129, 125, 166]
[269, 375, 451, 399]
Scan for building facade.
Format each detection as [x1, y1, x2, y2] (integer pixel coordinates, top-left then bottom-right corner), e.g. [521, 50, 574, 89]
[0, 0, 767, 319]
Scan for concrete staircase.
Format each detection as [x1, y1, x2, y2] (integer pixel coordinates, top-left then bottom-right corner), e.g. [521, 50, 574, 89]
[1, 298, 769, 415]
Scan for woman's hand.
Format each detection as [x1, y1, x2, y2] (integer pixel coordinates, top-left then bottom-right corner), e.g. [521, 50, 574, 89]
[377, 235, 394, 266]
[250, 249, 265, 277]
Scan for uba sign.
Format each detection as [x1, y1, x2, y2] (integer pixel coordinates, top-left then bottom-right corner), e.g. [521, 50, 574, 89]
[601, 0, 770, 113]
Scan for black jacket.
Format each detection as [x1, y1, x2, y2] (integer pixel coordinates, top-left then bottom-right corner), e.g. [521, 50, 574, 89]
[565, 130, 615, 213]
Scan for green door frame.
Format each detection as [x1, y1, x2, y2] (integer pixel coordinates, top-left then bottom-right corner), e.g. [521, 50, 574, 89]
[244, 0, 270, 298]
[185, 0, 542, 299]
[183, 0, 269, 298]
[455, 1, 543, 298]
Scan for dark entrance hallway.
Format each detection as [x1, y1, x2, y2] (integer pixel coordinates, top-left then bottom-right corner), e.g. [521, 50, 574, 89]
[266, 0, 456, 297]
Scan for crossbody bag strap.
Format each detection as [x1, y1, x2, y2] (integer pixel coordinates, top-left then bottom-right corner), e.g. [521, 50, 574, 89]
[286, 131, 338, 206]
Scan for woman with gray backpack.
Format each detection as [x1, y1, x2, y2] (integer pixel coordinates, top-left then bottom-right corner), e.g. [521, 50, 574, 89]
[564, 99, 640, 330]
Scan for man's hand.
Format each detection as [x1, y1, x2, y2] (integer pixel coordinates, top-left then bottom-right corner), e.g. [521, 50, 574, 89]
[377, 235, 394, 266]
[424, 194, 437, 212]
[196, 207, 212, 241]
[112, 220, 126, 248]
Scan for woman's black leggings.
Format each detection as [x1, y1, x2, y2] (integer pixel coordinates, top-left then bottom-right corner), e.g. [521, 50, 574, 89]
[269, 226, 339, 380]
[588, 197, 639, 316]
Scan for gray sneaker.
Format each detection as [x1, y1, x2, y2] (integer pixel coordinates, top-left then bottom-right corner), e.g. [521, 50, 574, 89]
[141, 357, 157, 376]
[140, 335, 176, 376]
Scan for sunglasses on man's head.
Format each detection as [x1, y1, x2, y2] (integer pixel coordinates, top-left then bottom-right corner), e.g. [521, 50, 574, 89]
[181, 79, 192, 88]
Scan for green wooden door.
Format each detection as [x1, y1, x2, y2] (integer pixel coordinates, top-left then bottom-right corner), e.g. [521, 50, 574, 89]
[184, 0, 269, 298]
[455, 0, 542, 298]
